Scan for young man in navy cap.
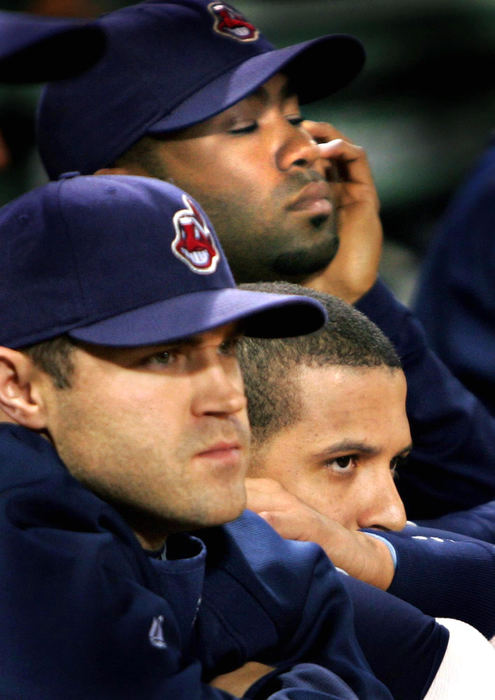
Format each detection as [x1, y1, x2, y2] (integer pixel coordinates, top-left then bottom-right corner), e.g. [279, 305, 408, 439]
[0, 171, 398, 698]
[36, 0, 495, 527]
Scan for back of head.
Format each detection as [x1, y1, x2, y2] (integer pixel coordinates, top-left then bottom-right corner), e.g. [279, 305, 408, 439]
[238, 281, 401, 442]
[37, 0, 364, 178]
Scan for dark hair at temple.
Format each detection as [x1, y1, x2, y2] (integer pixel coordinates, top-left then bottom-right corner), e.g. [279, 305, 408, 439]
[21, 335, 76, 389]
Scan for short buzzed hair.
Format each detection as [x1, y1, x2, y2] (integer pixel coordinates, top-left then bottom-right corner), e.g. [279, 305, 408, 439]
[238, 281, 401, 443]
[21, 335, 76, 389]
[112, 134, 169, 180]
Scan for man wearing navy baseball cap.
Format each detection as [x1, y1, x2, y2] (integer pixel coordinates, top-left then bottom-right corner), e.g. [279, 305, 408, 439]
[0, 172, 399, 698]
[37, 0, 379, 300]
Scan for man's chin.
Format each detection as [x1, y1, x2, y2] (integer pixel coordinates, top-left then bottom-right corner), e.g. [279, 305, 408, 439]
[273, 235, 340, 280]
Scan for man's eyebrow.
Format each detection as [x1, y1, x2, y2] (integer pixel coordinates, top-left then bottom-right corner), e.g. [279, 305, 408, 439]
[313, 440, 380, 460]
[168, 335, 201, 349]
[314, 441, 414, 462]
[166, 325, 243, 349]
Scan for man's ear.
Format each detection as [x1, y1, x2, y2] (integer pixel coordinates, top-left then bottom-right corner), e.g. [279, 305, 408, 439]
[0, 348, 49, 430]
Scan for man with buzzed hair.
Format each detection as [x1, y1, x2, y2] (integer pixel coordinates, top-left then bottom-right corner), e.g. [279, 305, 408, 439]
[237, 281, 495, 644]
[240, 282, 408, 536]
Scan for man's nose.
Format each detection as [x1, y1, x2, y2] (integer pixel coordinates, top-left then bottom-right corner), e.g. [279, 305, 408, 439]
[357, 468, 407, 532]
[275, 121, 325, 174]
[191, 357, 247, 418]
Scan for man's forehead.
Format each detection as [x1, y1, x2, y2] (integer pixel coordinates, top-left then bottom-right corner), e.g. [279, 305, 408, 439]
[295, 364, 406, 412]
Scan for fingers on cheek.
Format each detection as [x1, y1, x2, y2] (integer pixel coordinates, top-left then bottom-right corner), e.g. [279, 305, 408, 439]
[325, 160, 341, 182]
[305, 124, 342, 144]
[340, 182, 380, 208]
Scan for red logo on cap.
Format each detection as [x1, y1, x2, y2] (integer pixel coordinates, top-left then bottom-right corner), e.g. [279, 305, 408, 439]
[172, 195, 220, 274]
[208, 2, 259, 42]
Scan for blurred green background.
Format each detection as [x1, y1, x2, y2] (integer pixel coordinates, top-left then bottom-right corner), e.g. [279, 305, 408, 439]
[3, 0, 495, 301]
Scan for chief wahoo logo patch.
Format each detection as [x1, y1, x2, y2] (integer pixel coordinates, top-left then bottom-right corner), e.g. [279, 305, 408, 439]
[208, 2, 259, 42]
[172, 195, 220, 274]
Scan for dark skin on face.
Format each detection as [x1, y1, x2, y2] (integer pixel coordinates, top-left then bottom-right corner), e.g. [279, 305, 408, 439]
[104, 73, 383, 301]
[110, 74, 339, 282]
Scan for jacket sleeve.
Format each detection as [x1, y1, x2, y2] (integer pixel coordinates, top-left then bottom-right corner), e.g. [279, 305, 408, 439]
[339, 573, 448, 700]
[245, 663, 361, 699]
[356, 279, 495, 518]
[370, 524, 495, 639]
[416, 499, 495, 543]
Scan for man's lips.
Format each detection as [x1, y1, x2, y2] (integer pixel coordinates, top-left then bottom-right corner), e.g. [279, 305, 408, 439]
[288, 181, 333, 216]
[195, 441, 243, 462]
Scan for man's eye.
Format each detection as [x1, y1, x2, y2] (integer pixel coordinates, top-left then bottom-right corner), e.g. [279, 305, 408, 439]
[228, 122, 258, 135]
[219, 337, 240, 356]
[326, 456, 356, 474]
[287, 115, 304, 127]
[147, 350, 176, 366]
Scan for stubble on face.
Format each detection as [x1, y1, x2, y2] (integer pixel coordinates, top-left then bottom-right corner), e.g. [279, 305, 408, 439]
[172, 172, 340, 284]
[113, 103, 340, 284]
[43, 343, 251, 548]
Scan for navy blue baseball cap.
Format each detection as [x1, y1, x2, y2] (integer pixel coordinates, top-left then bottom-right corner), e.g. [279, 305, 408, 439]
[37, 0, 365, 179]
[0, 11, 106, 83]
[0, 173, 326, 348]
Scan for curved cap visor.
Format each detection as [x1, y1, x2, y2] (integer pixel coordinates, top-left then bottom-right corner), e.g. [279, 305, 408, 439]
[149, 34, 365, 133]
[68, 288, 327, 346]
[37, 23, 364, 178]
[0, 12, 106, 83]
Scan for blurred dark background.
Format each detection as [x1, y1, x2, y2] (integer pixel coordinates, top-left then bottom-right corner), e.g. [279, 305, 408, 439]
[2, 0, 495, 302]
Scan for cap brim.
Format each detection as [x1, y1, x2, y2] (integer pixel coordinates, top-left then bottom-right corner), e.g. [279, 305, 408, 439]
[0, 13, 106, 83]
[68, 288, 326, 347]
[148, 34, 365, 134]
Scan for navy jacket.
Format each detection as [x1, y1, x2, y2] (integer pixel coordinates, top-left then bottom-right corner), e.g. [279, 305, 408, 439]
[375, 523, 495, 640]
[0, 423, 394, 699]
[356, 279, 495, 519]
[413, 137, 495, 415]
[199, 516, 448, 700]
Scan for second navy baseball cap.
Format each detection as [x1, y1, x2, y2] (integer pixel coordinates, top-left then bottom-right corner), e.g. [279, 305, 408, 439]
[0, 173, 326, 348]
[37, 0, 365, 179]
[0, 11, 106, 83]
